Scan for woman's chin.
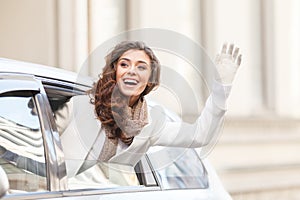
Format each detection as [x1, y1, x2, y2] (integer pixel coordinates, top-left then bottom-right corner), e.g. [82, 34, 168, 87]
[118, 90, 137, 100]
[119, 86, 142, 97]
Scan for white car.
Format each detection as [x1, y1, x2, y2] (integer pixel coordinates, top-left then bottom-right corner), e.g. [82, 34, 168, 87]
[0, 58, 232, 200]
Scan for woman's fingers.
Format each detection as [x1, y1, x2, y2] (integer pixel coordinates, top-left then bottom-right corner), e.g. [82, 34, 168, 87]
[228, 44, 234, 55]
[221, 43, 242, 65]
[233, 47, 239, 60]
[237, 54, 242, 66]
[221, 43, 227, 54]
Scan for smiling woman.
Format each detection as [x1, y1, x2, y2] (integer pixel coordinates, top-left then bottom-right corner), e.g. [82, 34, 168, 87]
[87, 40, 241, 166]
[91, 41, 161, 162]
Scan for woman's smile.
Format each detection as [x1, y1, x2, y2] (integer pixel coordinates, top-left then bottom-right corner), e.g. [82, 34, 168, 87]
[123, 78, 139, 86]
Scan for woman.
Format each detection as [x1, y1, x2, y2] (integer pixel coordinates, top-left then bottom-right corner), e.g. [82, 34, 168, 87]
[89, 40, 241, 166]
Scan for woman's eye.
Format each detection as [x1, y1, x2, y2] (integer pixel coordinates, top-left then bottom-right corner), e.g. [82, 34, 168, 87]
[138, 66, 146, 70]
[120, 63, 128, 67]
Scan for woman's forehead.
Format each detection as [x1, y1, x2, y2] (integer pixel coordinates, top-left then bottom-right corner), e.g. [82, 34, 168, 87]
[119, 49, 150, 64]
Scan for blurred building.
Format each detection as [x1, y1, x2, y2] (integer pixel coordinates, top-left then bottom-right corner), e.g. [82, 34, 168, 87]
[0, 0, 300, 199]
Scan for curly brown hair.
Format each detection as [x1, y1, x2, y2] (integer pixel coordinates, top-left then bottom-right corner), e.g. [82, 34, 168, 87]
[91, 41, 161, 139]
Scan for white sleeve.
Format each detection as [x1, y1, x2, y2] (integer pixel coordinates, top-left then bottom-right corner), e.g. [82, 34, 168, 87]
[149, 80, 232, 148]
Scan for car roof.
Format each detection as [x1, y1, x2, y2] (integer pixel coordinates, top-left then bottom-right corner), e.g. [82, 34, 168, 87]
[0, 57, 94, 86]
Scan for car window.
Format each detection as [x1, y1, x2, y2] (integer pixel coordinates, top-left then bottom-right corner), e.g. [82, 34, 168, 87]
[0, 91, 47, 193]
[147, 147, 208, 189]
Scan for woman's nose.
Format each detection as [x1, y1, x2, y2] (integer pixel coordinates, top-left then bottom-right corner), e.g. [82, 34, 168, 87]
[127, 65, 137, 74]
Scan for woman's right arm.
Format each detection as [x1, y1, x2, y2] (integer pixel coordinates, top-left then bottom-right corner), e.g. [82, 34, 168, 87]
[146, 43, 242, 148]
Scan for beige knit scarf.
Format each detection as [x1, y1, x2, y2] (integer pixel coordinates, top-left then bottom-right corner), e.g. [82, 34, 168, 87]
[98, 98, 148, 162]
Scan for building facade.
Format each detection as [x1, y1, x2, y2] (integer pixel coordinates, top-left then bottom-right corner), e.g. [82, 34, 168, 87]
[1, 0, 300, 199]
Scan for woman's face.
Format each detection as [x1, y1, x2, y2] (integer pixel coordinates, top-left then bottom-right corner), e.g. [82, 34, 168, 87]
[116, 49, 152, 105]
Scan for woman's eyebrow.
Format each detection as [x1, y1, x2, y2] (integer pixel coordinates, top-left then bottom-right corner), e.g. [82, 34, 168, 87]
[119, 57, 149, 65]
[118, 57, 130, 62]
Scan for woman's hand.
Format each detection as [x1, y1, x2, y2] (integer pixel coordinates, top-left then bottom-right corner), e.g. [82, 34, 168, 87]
[214, 43, 242, 84]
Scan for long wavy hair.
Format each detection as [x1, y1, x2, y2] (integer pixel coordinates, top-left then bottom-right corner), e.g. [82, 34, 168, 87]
[91, 41, 161, 139]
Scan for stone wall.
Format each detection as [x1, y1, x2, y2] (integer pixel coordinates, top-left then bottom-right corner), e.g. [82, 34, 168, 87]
[209, 117, 300, 199]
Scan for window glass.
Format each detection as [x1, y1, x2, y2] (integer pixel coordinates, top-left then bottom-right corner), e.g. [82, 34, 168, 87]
[0, 93, 47, 193]
[147, 147, 208, 189]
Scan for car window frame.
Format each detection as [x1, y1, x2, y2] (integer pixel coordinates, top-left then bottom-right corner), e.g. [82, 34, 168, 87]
[35, 92, 68, 191]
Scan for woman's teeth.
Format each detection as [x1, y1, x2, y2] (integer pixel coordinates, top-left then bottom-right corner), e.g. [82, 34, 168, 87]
[124, 79, 138, 85]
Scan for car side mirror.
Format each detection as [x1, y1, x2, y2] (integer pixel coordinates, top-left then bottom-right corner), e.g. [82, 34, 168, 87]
[0, 166, 9, 198]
